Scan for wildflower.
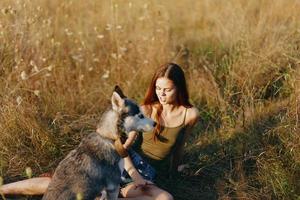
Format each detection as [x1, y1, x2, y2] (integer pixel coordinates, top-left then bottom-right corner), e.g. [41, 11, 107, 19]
[16, 96, 22, 105]
[97, 34, 104, 39]
[79, 74, 84, 81]
[47, 65, 53, 71]
[102, 70, 110, 79]
[30, 60, 35, 67]
[76, 193, 83, 200]
[65, 29, 73, 36]
[105, 24, 112, 31]
[111, 53, 118, 60]
[32, 65, 39, 73]
[33, 90, 40, 96]
[71, 54, 83, 62]
[20, 71, 27, 80]
[120, 47, 127, 53]
[93, 58, 100, 62]
[25, 167, 32, 178]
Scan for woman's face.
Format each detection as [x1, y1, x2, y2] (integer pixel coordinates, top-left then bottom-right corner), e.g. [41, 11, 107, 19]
[155, 77, 177, 105]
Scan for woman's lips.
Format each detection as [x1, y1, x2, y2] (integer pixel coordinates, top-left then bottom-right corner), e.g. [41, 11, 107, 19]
[159, 97, 166, 102]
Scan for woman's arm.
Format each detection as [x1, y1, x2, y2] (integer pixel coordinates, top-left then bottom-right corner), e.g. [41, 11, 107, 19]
[123, 156, 153, 188]
[170, 107, 200, 174]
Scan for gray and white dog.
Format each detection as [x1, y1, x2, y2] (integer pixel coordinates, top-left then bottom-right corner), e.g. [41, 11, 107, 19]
[42, 86, 156, 200]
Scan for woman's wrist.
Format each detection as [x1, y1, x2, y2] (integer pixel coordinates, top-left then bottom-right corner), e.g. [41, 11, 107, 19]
[129, 169, 143, 180]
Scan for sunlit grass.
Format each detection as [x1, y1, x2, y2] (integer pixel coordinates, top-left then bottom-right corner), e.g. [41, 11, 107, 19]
[0, 0, 299, 199]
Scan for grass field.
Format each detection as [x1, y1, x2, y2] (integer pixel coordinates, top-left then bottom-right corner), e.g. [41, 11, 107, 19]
[0, 0, 299, 199]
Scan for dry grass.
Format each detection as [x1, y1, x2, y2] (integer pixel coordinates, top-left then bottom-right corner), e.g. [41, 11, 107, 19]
[0, 0, 299, 199]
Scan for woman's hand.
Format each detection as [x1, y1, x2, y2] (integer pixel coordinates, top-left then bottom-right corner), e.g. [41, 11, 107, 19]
[130, 170, 154, 189]
[133, 178, 154, 189]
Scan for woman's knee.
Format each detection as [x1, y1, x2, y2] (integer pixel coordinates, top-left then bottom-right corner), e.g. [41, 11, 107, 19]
[156, 190, 174, 200]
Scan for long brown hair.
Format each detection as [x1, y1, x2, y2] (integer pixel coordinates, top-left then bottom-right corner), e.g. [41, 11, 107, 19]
[143, 63, 192, 140]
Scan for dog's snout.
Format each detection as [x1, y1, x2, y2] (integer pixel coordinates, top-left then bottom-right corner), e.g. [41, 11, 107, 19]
[153, 121, 157, 127]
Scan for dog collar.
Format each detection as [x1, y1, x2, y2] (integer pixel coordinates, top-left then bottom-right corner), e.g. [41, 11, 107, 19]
[114, 138, 128, 158]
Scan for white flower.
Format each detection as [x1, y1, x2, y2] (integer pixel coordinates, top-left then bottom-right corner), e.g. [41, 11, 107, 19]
[93, 58, 100, 62]
[33, 65, 39, 73]
[105, 24, 112, 31]
[101, 70, 110, 79]
[20, 71, 27, 80]
[97, 34, 104, 39]
[47, 65, 53, 71]
[120, 47, 127, 52]
[79, 74, 84, 80]
[30, 60, 35, 67]
[33, 90, 40, 96]
[16, 96, 22, 105]
[111, 53, 118, 60]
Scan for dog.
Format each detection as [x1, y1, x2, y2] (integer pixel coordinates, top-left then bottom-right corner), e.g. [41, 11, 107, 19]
[42, 86, 156, 200]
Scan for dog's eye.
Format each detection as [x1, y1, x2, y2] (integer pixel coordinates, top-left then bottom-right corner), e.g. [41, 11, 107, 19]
[137, 113, 144, 119]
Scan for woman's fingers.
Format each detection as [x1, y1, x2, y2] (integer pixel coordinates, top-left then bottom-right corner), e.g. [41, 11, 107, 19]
[134, 180, 154, 189]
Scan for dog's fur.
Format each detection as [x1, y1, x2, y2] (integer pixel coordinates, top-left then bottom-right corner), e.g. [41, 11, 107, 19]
[42, 86, 156, 200]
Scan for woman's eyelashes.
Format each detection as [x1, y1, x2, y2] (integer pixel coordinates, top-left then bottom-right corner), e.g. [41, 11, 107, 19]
[155, 86, 173, 93]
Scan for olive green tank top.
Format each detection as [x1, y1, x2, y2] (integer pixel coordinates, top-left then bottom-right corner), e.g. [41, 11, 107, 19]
[136, 108, 188, 162]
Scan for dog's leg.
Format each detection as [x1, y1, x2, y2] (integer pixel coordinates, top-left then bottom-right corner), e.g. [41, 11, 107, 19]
[106, 186, 120, 200]
[96, 190, 106, 200]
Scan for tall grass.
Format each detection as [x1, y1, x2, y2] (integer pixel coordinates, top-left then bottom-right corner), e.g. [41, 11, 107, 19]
[0, 0, 299, 199]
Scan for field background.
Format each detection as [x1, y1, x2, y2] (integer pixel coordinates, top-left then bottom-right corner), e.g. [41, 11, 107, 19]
[0, 0, 299, 199]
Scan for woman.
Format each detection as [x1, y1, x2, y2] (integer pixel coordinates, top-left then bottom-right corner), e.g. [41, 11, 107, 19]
[0, 63, 199, 200]
[119, 63, 199, 200]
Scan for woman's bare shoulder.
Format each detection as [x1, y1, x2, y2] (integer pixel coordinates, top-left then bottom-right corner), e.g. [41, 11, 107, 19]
[185, 106, 200, 126]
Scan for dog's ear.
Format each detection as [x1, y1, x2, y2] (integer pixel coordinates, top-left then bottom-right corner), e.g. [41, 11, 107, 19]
[114, 85, 127, 99]
[111, 91, 125, 112]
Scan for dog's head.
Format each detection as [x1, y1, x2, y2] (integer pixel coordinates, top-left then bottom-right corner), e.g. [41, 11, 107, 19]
[111, 86, 156, 134]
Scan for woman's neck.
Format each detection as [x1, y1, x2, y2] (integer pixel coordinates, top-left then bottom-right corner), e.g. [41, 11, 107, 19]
[161, 103, 180, 114]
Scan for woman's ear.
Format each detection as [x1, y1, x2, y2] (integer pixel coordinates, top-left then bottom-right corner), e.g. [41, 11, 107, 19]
[111, 91, 125, 112]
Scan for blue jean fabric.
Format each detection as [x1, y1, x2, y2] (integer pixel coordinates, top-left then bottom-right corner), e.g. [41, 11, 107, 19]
[121, 149, 156, 184]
